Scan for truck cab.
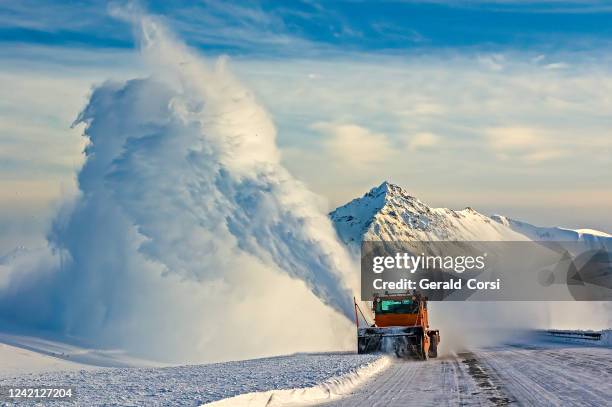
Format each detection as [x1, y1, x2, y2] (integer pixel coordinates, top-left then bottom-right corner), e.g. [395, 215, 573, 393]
[356, 292, 440, 359]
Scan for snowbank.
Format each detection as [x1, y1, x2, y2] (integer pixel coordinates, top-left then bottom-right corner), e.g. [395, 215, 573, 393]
[202, 355, 389, 406]
[1, 352, 385, 406]
[0, 342, 92, 376]
[0, 333, 159, 374]
[541, 329, 612, 347]
[602, 330, 612, 346]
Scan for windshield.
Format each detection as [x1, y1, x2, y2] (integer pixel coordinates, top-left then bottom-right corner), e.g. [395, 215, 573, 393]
[375, 299, 419, 314]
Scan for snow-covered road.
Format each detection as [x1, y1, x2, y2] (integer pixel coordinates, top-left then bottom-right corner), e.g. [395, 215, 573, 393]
[321, 342, 612, 406]
[1, 335, 610, 406]
[480, 343, 611, 405]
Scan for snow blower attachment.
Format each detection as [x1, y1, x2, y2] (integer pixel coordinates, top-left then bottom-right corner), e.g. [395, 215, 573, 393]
[355, 293, 440, 360]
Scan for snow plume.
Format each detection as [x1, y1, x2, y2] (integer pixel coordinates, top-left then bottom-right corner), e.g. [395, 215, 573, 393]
[430, 302, 546, 355]
[0, 16, 357, 363]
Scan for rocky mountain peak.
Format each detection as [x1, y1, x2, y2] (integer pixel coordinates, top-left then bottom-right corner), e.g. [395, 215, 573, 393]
[330, 182, 526, 248]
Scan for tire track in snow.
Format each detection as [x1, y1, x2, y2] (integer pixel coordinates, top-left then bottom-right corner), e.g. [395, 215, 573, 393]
[321, 355, 495, 406]
[457, 352, 514, 406]
[479, 345, 612, 406]
[320, 343, 612, 407]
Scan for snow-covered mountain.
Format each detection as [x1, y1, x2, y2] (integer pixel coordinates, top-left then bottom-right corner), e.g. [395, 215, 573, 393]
[330, 181, 610, 248]
[491, 215, 612, 248]
[329, 181, 526, 248]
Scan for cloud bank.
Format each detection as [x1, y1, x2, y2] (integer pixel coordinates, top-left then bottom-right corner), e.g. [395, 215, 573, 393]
[0, 15, 357, 363]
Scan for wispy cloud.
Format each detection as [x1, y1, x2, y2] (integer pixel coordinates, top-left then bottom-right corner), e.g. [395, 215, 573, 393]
[4, 0, 612, 56]
[164, 0, 307, 51]
[2, 1, 612, 244]
[485, 126, 568, 162]
[313, 122, 395, 168]
[400, 0, 612, 13]
[407, 132, 441, 151]
[234, 51, 612, 231]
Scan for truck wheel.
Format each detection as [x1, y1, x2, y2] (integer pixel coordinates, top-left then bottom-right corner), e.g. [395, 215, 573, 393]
[428, 344, 438, 358]
[428, 334, 438, 358]
[357, 337, 367, 354]
[394, 337, 406, 358]
[420, 336, 429, 361]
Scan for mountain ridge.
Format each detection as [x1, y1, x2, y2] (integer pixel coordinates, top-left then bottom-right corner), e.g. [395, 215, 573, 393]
[330, 181, 610, 247]
[329, 181, 526, 247]
[491, 214, 611, 246]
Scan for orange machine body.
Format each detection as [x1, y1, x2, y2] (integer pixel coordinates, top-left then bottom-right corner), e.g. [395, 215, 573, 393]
[356, 292, 440, 359]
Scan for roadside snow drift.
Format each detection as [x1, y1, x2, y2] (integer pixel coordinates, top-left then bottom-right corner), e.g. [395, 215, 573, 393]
[203, 355, 388, 407]
[0, 352, 385, 406]
[542, 329, 612, 347]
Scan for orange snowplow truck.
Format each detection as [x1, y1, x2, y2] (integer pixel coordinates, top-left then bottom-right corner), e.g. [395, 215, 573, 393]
[355, 292, 440, 360]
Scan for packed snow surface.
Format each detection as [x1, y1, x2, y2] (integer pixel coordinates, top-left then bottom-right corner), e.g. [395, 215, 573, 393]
[322, 339, 612, 407]
[0, 352, 382, 406]
[0, 342, 91, 376]
[2, 331, 611, 406]
[0, 332, 159, 374]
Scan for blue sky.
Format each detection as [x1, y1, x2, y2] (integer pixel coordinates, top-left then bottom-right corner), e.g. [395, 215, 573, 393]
[2, 1, 612, 54]
[1, 1, 612, 252]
